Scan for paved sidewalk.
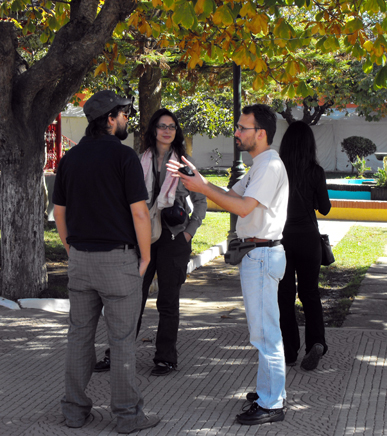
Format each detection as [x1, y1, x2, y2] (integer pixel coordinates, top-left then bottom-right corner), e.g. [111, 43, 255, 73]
[1, 220, 387, 435]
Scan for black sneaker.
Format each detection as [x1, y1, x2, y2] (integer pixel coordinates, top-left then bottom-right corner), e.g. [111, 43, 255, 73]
[150, 362, 177, 376]
[236, 402, 285, 425]
[300, 343, 324, 371]
[94, 355, 110, 372]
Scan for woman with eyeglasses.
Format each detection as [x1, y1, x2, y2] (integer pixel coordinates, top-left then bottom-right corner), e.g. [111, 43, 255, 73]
[95, 109, 206, 375]
[137, 108, 207, 376]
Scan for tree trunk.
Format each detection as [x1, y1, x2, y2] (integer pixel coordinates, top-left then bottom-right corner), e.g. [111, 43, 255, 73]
[0, 0, 137, 299]
[133, 131, 141, 155]
[185, 135, 193, 156]
[138, 67, 162, 153]
[0, 132, 47, 300]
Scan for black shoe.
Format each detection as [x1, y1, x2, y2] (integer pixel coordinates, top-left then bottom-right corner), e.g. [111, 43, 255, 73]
[300, 343, 324, 371]
[66, 413, 91, 428]
[236, 402, 285, 425]
[94, 355, 110, 372]
[246, 392, 259, 402]
[286, 360, 297, 367]
[150, 362, 177, 376]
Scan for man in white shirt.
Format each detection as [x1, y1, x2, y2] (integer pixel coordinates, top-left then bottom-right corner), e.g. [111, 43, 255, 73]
[167, 104, 289, 426]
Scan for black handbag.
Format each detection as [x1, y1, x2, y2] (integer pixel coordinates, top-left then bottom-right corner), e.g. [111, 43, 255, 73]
[320, 234, 335, 266]
[297, 189, 335, 266]
[161, 201, 187, 226]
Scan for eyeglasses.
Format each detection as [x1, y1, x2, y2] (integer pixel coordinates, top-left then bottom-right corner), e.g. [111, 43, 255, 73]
[156, 124, 177, 131]
[235, 125, 263, 133]
[121, 112, 130, 120]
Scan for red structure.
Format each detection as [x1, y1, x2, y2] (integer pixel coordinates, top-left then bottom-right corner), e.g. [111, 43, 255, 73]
[44, 114, 62, 172]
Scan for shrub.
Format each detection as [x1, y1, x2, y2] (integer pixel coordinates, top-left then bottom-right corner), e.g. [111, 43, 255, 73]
[351, 156, 371, 178]
[341, 136, 377, 172]
[373, 156, 387, 187]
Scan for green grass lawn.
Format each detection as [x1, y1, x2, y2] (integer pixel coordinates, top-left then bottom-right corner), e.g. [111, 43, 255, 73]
[45, 221, 387, 328]
[200, 171, 356, 187]
[202, 173, 229, 188]
[191, 212, 230, 255]
[44, 212, 232, 260]
[318, 225, 387, 326]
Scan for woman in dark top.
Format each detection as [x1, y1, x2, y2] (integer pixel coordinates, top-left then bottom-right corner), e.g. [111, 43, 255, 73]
[278, 121, 331, 371]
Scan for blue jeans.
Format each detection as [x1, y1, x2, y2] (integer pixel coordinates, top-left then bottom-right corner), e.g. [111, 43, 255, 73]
[239, 245, 286, 410]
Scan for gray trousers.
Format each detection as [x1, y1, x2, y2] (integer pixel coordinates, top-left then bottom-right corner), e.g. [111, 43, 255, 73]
[61, 246, 145, 429]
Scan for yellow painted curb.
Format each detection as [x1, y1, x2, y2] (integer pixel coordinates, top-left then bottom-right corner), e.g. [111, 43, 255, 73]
[208, 199, 387, 222]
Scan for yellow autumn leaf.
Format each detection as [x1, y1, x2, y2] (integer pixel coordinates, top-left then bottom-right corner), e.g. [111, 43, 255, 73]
[194, 0, 206, 15]
[256, 14, 269, 35]
[285, 60, 299, 76]
[240, 1, 256, 18]
[311, 24, 320, 34]
[188, 53, 202, 69]
[274, 38, 287, 48]
[127, 12, 139, 27]
[166, 15, 173, 29]
[145, 22, 152, 37]
[254, 58, 267, 73]
[248, 56, 256, 70]
[253, 75, 265, 90]
[151, 22, 161, 33]
[363, 40, 374, 52]
[152, 0, 163, 6]
[94, 62, 107, 77]
[375, 23, 384, 35]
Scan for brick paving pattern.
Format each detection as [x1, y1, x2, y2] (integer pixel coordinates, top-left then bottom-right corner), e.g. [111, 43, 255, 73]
[1, 220, 387, 435]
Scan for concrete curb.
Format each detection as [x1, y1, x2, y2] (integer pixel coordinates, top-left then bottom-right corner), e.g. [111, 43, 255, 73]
[0, 240, 228, 314]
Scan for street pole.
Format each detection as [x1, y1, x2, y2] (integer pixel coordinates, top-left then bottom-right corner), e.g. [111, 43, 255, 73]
[228, 63, 245, 239]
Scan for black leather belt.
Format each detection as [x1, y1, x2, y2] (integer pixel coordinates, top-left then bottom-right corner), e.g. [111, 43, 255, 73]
[244, 239, 281, 247]
[114, 244, 135, 250]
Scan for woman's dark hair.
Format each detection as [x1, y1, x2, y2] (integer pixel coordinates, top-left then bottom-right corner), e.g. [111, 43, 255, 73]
[85, 105, 127, 138]
[143, 108, 186, 160]
[279, 121, 319, 193]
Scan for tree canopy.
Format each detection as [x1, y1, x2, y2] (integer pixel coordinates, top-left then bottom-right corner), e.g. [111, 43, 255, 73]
[0, 0, 387, 300]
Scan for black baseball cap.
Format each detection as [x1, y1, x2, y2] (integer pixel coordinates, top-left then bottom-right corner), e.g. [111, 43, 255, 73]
[83, 90, 132, 122]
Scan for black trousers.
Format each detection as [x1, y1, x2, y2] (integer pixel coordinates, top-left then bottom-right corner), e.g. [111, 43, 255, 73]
[278, 230, 327, 363]
[137, 227, 191, 365]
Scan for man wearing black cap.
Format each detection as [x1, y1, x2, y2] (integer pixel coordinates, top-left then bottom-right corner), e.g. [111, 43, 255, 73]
[53, 90, 160, 433]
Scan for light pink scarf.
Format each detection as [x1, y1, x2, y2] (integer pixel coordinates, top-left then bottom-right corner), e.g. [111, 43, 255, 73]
[141, 149, 179, 209]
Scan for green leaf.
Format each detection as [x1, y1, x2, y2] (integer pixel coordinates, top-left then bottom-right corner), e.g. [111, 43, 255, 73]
[345, 18, 363, 34]
[164, 0, 174, 10]
[216, 5, 234, 25]
[296, 81, 310, 97]
[377, 0, 386, 12]
[203, 0, 216, 16]
[172, 3, 196, 29]
[11, 0, 22, 12]
[48, 16, 58, 31]
[374, 65, 387, 89]
[288, 84, 296, 99]
[362, 58, 373, 74]
[40, 32, 49, 44]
